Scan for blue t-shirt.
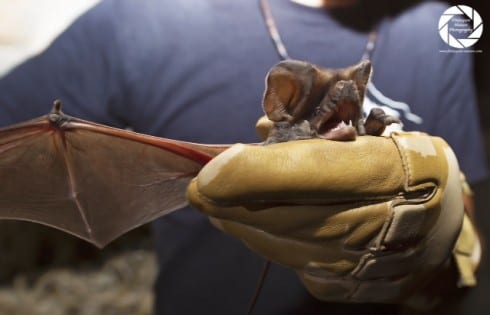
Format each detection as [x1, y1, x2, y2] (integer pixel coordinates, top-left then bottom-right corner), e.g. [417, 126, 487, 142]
[0, 0, 487, 314]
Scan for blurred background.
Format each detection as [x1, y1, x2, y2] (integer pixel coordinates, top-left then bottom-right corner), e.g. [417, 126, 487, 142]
[0, 1, 156, 314]
[0, 1, 488, 314]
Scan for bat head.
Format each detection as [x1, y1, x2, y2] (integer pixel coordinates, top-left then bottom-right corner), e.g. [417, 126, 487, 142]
[262, 60, 373, 142]
[310, 60, 372, 140]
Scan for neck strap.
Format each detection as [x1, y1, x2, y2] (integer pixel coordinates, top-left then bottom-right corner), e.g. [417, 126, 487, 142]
[259, 0, 378, 61]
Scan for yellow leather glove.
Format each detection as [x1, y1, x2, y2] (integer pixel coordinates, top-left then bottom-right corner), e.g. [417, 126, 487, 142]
[187, 131, 480, 307]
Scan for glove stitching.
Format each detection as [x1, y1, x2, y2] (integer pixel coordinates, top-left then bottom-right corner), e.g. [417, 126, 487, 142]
[347, 203, 398, 301]
[391, 133, 411, 191]
[373, 201, 396, 251]
[349, 209, 395, 279]
[346, 281, 363, 301]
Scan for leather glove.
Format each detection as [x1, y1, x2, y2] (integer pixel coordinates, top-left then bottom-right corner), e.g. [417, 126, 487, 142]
[187, 131, 480, 307]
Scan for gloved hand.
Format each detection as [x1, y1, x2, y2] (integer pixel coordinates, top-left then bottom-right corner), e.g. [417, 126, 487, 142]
[187, 131, 480, 308]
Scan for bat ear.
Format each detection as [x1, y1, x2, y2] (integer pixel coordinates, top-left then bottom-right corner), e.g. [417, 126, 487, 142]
[356, 60, 373, 85]
[354, 60, 373, 87]
[339, 60, 372, 102]
[262, 60, 318, 123]
[349, 60, 372, 88]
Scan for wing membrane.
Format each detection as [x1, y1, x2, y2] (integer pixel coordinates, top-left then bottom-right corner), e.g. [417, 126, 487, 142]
[0, 107, 229, 247]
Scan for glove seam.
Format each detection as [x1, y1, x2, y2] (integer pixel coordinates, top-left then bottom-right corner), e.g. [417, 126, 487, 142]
[391, 133, 411, 191]
[350, 202, 396, 278]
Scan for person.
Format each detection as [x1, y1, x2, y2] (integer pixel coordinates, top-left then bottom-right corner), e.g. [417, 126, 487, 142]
[0, 0, 487, 314]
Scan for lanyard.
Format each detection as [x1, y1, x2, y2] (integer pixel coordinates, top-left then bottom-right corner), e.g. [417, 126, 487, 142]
[259, 0, 378, 61]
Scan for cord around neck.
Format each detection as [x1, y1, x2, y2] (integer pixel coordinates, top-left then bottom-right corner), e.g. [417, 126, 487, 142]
[259, 0, 379, 62]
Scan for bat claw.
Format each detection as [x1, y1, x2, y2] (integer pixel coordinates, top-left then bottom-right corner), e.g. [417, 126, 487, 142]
[49, 99, 70, 126]
[364, 108, 401, 136]
[52, 99, 63, 114]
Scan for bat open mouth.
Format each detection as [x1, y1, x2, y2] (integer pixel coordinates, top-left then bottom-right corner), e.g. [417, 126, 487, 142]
[262, 60, 398, 144]
[314, 101, 359, 141]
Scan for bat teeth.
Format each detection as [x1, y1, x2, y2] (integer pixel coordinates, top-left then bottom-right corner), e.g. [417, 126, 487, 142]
[340, 120, 353, 127]
[333, 121, 347, 131]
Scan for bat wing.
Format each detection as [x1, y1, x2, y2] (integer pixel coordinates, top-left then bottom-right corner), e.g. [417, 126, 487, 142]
[0, 102, 229, 248]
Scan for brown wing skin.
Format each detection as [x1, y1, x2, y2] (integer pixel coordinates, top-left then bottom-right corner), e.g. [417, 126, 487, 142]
[0, 104, 229, 248]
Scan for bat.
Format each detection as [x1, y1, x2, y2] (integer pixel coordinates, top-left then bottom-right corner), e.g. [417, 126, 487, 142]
[262, 59, 400, 143]
[0, 60, 399, 248]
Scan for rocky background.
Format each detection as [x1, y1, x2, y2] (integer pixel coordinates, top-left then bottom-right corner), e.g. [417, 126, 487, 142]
[0, 222, 156, 315]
